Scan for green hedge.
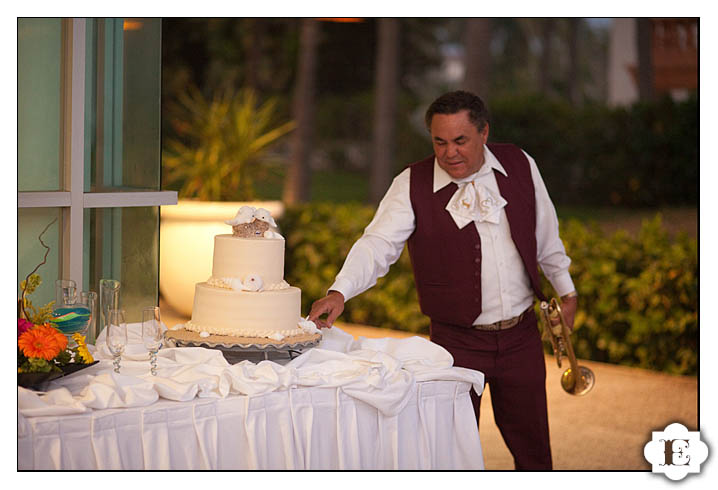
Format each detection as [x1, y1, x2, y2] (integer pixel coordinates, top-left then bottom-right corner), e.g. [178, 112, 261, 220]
[547, 215, 697, 375]
[281, 204, 697, 375]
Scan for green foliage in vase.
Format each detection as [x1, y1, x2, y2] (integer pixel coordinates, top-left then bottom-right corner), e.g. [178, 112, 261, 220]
[19, 274, 55, 325]
[163, 87, 295, 201]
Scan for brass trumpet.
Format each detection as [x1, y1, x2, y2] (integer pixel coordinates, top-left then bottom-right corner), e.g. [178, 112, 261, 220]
[539, 298, 595, 396]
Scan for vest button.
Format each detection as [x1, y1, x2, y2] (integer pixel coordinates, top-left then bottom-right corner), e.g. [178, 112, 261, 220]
[474, 298, 480, 303]
[474, 244, 480, 250]
[474, 258, 480, 263]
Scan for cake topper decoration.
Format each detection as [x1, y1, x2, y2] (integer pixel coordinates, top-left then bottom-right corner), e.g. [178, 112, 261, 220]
[225, 206, 283, 239]
[253, 208, 277, 227]
[225, 206, 256, 225]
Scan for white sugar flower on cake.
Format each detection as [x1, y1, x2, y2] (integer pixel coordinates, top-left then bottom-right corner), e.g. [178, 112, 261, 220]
[242, 274, 264, 291]
[298, 317, 320, 334]
[228, 277, 245, 291]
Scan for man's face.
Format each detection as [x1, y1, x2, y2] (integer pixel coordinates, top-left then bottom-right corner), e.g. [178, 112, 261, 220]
[430, 110, 489, 180]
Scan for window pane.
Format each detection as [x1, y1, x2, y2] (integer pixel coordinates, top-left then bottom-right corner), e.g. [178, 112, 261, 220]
[18, 18, 63, 192]
[88, 18, 162, 193]
[86, 206, 159, 324]
[18, 208, 62, 315]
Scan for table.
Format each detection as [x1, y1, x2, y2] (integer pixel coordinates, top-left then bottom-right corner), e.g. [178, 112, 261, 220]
[18, 325, 485, 470]
[19, 379, 481, 470]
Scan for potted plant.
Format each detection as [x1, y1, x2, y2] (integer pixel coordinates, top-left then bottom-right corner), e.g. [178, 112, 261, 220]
[160, 87, 295, 318]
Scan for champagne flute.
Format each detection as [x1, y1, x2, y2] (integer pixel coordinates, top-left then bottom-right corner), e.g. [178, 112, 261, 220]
[107, 309, 127, 373]
[99, 279, 120, 339]
[142, 306, 162, 376]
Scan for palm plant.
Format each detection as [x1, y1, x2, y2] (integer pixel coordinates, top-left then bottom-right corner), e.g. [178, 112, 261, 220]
[163, 87, 295, 201]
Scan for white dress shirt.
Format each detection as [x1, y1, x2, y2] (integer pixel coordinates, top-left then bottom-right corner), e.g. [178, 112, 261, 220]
[329, 145, 575, 325]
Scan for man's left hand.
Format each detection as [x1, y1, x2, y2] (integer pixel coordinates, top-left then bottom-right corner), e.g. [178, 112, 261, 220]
[560, 294, 578, 331]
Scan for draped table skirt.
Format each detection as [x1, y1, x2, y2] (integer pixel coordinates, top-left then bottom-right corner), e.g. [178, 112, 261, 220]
[18, 379, 483, 470]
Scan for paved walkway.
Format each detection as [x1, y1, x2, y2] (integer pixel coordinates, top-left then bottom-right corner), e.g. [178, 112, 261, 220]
[160, 300, 698, 470]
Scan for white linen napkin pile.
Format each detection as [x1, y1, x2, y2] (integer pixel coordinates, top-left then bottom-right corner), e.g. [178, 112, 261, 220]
[18, 323, 485, 418]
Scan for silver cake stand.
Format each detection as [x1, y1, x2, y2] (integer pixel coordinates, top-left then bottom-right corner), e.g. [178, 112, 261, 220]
[164, 327, 322, 365]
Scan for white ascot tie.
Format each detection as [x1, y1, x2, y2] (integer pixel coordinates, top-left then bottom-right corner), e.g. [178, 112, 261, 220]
[445, 180, 507, 229]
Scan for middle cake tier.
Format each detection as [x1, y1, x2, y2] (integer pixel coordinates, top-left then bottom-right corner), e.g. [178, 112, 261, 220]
[188, 282, 303, 338]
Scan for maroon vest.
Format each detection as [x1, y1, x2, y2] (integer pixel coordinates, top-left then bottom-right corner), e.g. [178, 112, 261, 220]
[406, 143, 546, 327]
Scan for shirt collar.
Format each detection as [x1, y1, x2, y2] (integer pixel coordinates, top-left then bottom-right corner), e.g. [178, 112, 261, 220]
[432, 145, 508, 193]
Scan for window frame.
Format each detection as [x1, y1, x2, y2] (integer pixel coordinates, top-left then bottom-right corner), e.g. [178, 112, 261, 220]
[17, 18, 176, 290]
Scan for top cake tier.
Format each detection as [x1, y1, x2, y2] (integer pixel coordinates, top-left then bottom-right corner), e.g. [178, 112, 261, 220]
[212, 234, 285, 286]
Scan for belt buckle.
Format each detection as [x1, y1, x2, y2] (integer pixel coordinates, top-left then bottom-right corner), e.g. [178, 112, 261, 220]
[474, 311, 524, 331]
[474, 320, 502, 331]
[486, 321, 502, 331]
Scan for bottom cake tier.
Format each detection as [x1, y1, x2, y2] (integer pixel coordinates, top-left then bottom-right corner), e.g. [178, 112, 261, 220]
[187, 282, 303, 338]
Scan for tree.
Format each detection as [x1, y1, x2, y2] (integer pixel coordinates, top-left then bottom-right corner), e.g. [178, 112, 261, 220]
[539, 19, 554, 95]
[284, 19, 320, 204]
[463, 18, 491, 99]
[370, 18, 401, 205]
[636, 18, 654, 101]
[567, 18, 581, 105]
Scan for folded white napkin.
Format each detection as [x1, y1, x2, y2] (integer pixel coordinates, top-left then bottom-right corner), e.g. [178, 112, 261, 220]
[18, 387, 90, 416]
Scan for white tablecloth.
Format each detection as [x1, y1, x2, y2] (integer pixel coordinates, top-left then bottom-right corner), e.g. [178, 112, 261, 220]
[17, 325, 485, 470]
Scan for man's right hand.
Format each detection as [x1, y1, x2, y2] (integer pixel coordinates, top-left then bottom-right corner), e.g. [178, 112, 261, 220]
[308, 290, 345, 329]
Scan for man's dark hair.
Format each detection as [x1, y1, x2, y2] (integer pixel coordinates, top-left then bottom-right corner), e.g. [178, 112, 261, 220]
[424, 90, 489, 132]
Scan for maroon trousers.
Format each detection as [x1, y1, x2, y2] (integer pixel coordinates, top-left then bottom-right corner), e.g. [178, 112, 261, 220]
[430, 309, 552, 470]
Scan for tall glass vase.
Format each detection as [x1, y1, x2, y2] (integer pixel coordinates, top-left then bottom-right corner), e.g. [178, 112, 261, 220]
[50, 280, 95, 342]
[99, 279, 121, 341]
[80, 291, 98, 344]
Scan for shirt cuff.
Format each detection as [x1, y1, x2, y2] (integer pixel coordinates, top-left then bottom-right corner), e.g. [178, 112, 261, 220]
[548, 271, 576, 298]
[327, 277, 355, 303]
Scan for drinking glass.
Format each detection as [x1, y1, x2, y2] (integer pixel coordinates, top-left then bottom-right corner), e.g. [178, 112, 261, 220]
[79, 291, 98, 343]
[55, 279, 77, 309]
[99, 279, 121, 339]
[107, 309, 127, 373]
[142, 306, 163, 376]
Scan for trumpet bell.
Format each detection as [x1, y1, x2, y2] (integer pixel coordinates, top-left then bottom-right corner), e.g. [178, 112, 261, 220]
[561, 365, 595, 396]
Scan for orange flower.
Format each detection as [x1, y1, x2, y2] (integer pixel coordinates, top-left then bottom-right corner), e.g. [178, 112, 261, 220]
[18, 324, 67, 360]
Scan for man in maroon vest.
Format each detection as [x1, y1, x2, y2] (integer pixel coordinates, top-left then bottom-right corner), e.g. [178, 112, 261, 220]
[309, 91, 578, 470]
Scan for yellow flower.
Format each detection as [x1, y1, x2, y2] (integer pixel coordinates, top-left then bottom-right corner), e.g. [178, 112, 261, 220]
[72, 333, 87, 346]
[78, 345, 94, 364]
[72, 333, 94, 363]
